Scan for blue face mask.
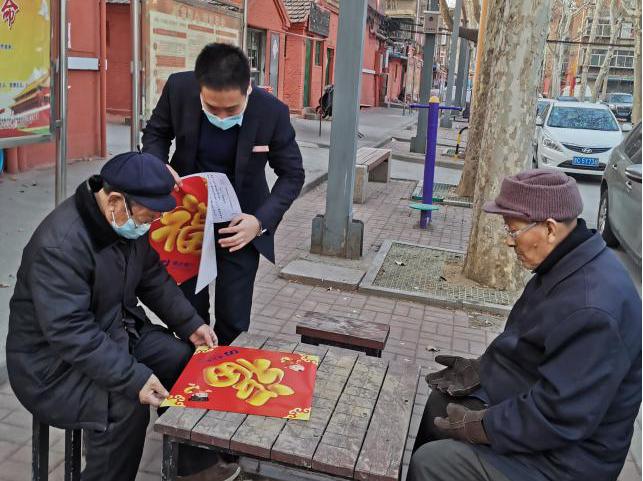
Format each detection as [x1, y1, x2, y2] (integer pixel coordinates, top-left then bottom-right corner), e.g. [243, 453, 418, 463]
[111, 204, 151, 240]
[201, 95, 247, 130]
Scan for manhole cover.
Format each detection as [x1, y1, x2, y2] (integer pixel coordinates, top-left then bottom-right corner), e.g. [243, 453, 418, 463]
[372, 243, 515, 307]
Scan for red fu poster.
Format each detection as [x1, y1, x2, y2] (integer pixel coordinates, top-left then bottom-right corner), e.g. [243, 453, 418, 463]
[149, 176, 208, 284]
[162, 346, 318, 420]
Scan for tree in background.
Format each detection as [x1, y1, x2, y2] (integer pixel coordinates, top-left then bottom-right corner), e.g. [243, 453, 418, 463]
[592, 0, 623, 101]
[620, 0, 641, 122]
[550, 0, 575, 98]
[579, 0, 604, 101]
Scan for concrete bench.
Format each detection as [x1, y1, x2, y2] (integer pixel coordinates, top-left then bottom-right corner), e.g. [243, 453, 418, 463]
[353, 147, 392, 204]
[296, 312, 390, 357]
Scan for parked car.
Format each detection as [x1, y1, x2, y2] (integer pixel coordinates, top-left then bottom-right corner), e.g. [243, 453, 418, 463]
[533, 98, 555, 166]
[534, 101, 632, 175]
[603, 92, 633, 122]
[598, 121, 641, 267]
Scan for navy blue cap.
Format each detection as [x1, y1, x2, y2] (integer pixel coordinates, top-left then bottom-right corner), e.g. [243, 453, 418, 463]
[100, 152, 176, 212]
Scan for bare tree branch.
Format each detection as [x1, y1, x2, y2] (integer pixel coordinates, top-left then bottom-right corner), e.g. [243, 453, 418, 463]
[471, 0, 481, 24]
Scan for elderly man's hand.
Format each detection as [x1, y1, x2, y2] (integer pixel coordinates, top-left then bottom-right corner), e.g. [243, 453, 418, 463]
[139, 374, 169, 407]
[425, 355, 481, 397]
[189, 324, 218, 348]
[434, 403, 489, 444]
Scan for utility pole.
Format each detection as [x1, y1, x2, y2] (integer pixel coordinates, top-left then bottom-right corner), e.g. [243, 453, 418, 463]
[130, 0, 141, 150]
[411, 0, 440, 154]
[310, 0, 368, 259]
[454, 39, 470, 108]
[439, 0, 462, 127]
[55, 0, 69, 205]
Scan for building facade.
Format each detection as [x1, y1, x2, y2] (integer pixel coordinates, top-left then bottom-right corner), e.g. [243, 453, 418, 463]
[542, 0, 635, 98]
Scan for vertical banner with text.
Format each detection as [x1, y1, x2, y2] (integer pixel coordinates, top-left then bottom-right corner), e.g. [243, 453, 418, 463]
[0, 0, 53, 148]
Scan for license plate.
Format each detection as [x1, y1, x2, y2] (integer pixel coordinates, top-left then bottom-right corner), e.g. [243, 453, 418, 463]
[572, 156, 599, 167]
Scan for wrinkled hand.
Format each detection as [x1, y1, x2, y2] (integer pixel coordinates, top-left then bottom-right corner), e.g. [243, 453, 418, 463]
[434, 403, 489, 444]
[425, 355, 480, 397]
[218, 214, 261, 252]
[166, 164, 183, 189]
[189, 324, 218, 348]
[139, 374, 169, 407]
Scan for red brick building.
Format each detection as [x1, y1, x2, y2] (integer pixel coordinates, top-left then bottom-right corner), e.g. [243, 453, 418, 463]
[104, 0, 396, 116]
[5, 0, 106, 173]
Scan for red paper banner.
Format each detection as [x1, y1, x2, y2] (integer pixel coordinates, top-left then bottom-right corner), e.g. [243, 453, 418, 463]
[149, 176, 207, 284]
[162, 346, 318, 420]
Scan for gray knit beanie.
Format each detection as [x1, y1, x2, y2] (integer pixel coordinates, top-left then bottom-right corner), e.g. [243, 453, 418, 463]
[483, 169, 583, 221]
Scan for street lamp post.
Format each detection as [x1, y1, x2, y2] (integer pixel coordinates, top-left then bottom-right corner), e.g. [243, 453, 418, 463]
[131, 0, 141, 151]
[410, 0, 439, 154]
[55, 0, 68, 206]
[439, 0, 462, 128]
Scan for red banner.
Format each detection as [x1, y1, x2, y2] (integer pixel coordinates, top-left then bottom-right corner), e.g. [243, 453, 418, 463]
[149, 176, 207, 284]
[162, 346, 318, 420]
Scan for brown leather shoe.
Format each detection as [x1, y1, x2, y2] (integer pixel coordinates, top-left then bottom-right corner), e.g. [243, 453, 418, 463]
[177, 461, 241, 481]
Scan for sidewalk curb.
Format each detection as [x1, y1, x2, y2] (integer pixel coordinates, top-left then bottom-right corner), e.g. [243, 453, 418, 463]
[298, 118, 416, 196]
[359, 240, 514, 317]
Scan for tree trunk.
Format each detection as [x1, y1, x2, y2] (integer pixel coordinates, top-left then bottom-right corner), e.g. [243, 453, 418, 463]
[471, 0, 481, 24]
[592, 0, 621, 102]
[462, 0, 552, 290]
[579, 0, 603, 101]
[550, 0, 573, 98]
[455, 0, 490, 197]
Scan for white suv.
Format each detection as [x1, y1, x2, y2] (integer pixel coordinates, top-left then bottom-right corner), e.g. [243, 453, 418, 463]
[534, 101, 631, 176]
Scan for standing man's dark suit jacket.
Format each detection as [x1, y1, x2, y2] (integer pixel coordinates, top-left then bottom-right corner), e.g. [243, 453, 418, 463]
[142, 71, 305, 263]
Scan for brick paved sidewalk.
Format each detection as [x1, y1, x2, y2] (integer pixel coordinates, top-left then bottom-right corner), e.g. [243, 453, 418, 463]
[0, 179, 638, 480]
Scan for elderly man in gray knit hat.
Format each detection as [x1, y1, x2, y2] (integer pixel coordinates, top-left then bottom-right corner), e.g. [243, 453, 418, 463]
[409, 169, 641, 481]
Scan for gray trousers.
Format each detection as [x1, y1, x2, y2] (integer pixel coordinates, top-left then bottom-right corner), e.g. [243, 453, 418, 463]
[408, 439, 511, 481]
[409, 390, 511, 481]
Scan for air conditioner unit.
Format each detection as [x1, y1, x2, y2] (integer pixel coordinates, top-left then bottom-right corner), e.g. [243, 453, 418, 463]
[423, 10, 440, 34]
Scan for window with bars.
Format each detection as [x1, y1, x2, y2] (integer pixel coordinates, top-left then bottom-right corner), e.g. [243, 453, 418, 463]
[585, 17, 611, 37]
[589, 48, 634, 68]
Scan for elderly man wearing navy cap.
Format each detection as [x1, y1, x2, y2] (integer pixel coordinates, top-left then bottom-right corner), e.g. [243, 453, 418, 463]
[6, 152, 238, 481]
[409, 169, 641, 481]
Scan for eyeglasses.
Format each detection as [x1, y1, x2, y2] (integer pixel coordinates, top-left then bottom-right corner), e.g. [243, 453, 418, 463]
[503, 222, 538, 240]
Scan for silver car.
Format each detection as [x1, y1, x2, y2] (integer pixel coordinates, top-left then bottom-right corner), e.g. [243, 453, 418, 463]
[598, 121, 642, 267]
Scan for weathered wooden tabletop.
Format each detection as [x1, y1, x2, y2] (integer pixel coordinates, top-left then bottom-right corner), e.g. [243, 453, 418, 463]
[155, 333, 429, 481]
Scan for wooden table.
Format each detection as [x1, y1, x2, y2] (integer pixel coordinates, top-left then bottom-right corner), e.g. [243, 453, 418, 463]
[155, 333, 430, 481]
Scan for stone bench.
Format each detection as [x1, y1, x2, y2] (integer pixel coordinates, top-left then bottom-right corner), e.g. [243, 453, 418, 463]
[296, 312, 390, 357]
[353, 147, 392, 204]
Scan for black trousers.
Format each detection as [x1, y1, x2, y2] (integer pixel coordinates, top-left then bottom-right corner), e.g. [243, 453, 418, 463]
[180, 230, 260, 346]
[81, 324, 211, 481]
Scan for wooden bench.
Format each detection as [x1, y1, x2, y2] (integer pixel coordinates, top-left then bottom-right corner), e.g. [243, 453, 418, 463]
[296, 312, 390, 357]
[353, 147, 392, 204]
[32, 418, 81, 480]
[156, 333, 426, 481]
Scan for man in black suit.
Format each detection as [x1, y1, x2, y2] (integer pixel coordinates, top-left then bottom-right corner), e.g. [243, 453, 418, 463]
[143, 43, 304, 346]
